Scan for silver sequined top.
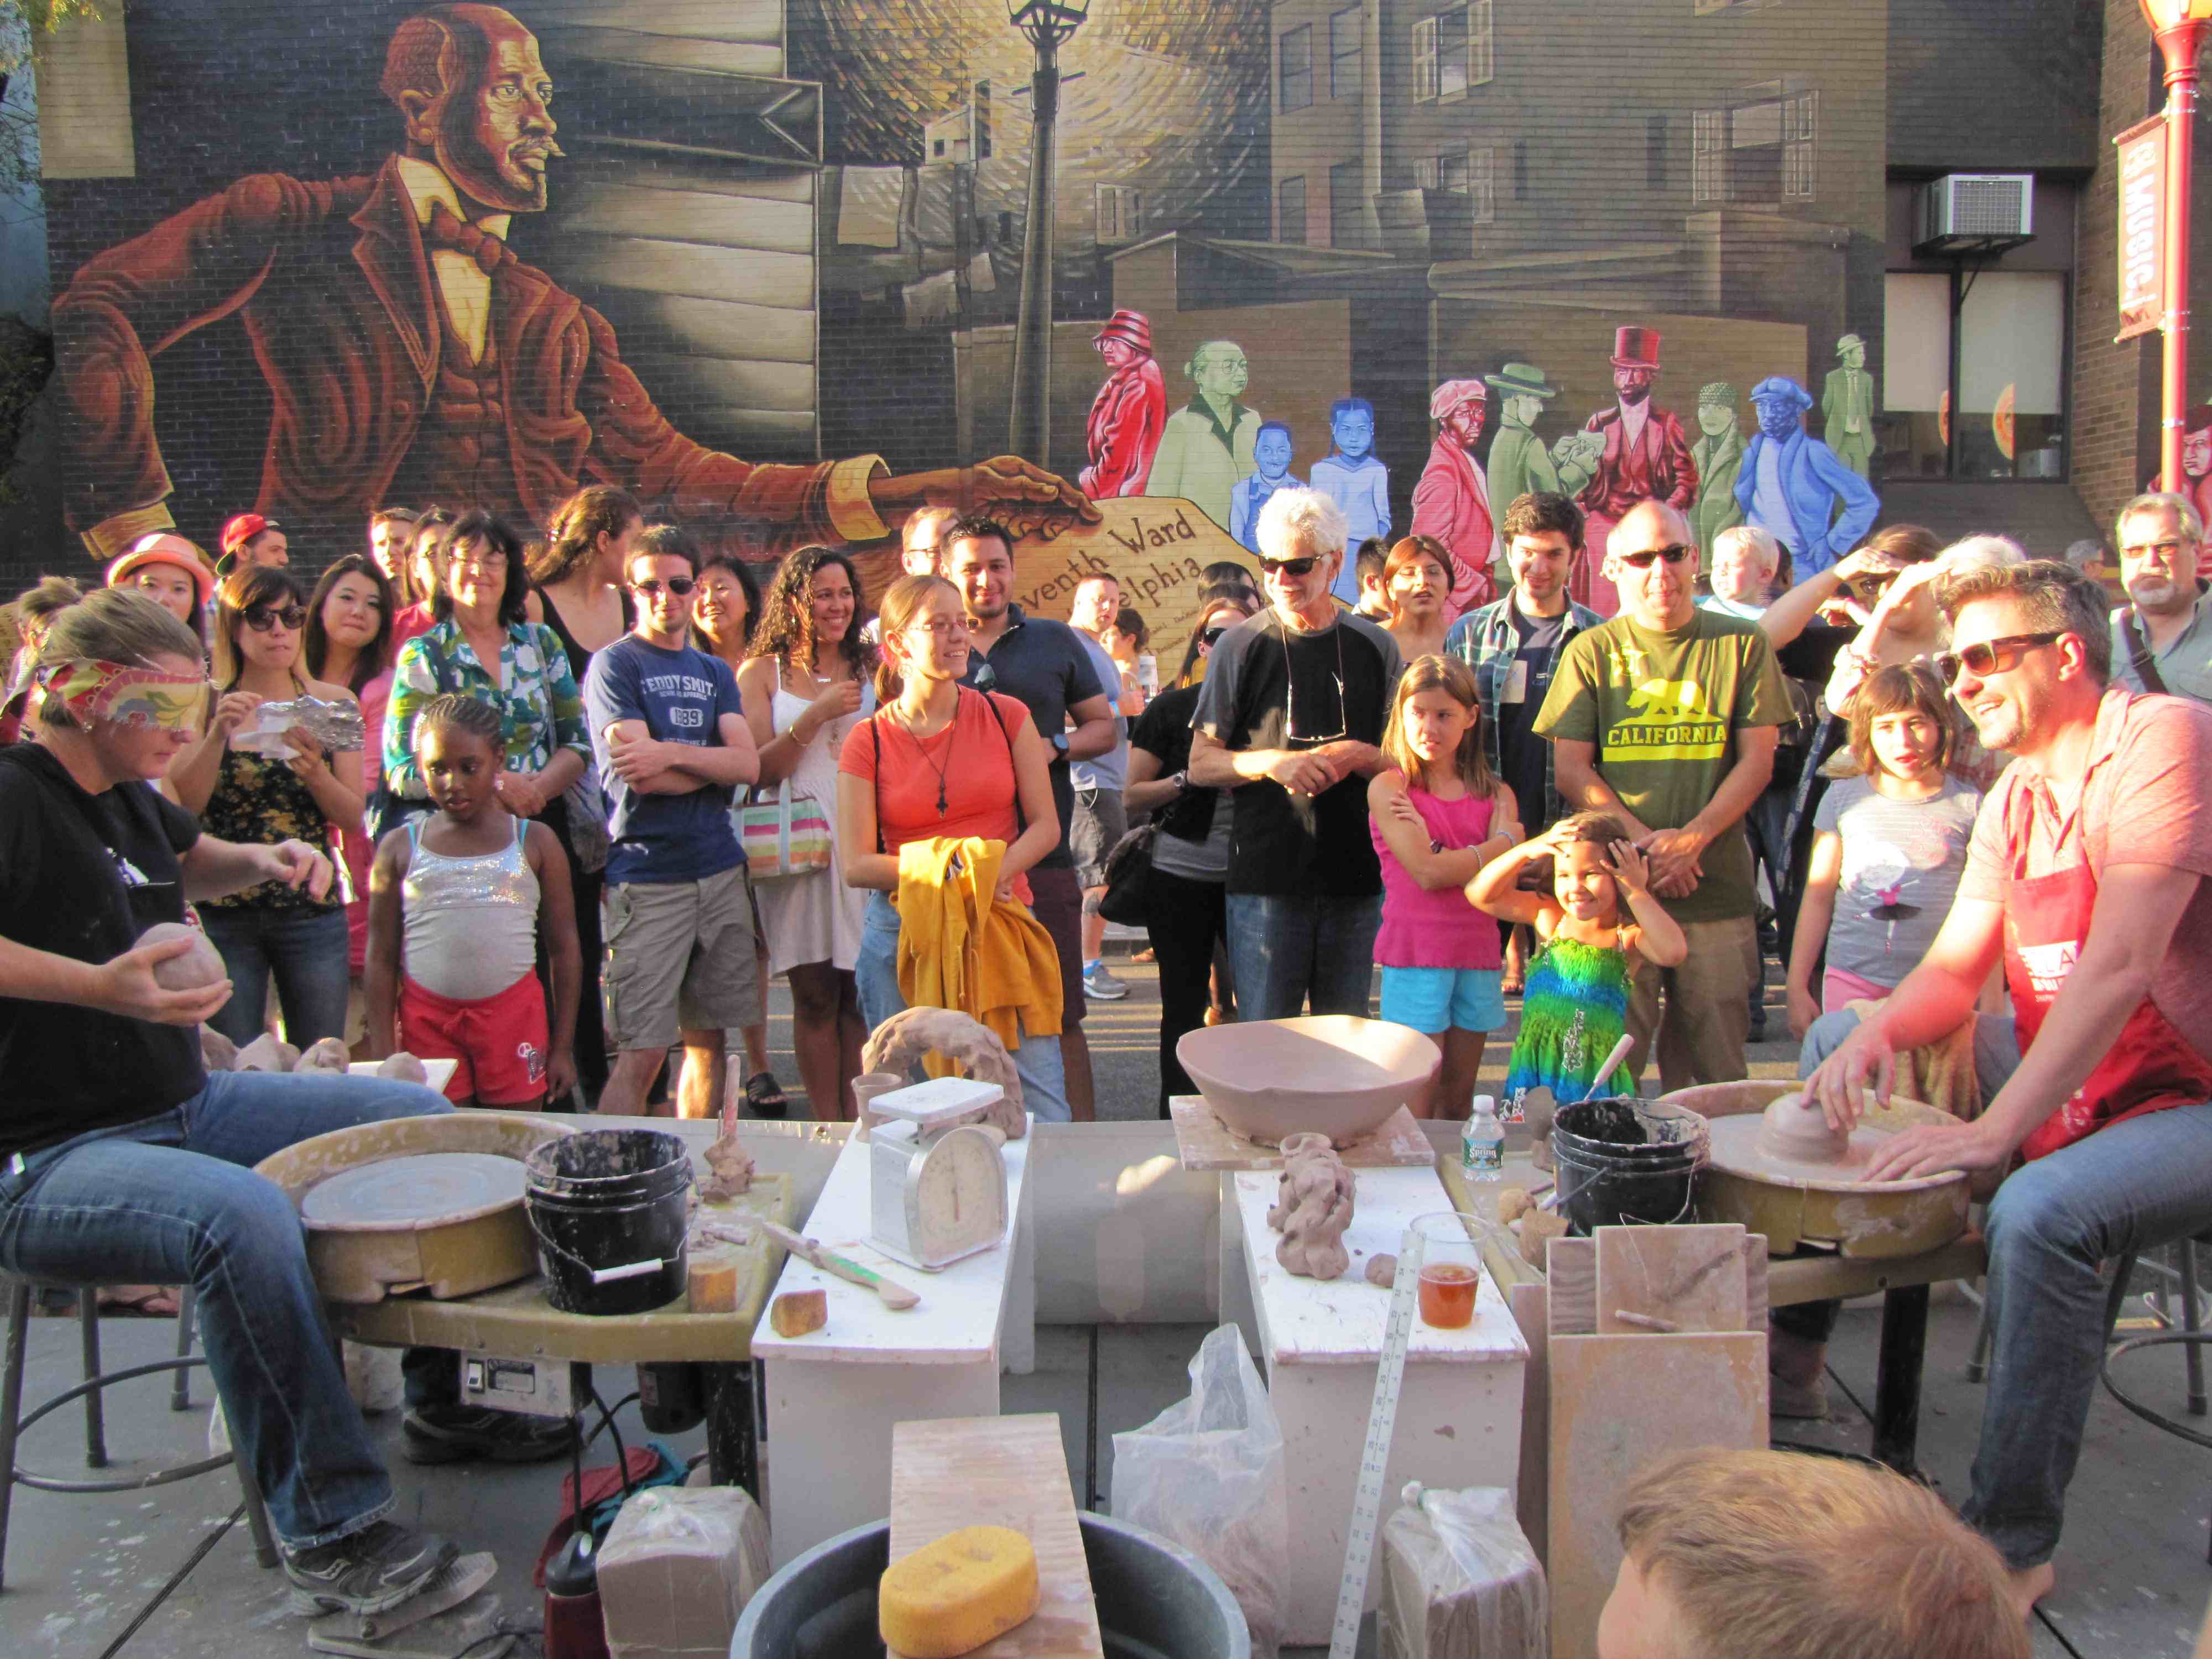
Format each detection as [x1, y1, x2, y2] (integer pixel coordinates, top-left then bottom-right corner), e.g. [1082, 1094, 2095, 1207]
[401, 818, 539, 1001]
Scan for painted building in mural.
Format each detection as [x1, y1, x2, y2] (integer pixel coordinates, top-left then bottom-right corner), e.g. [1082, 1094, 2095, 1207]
[15, 0, 2155, 608]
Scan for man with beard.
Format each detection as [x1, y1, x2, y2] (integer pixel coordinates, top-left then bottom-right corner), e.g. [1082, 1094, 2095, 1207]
[1804, 559, 2212, 1619]
[2109, 493, 2212, 705]
[1731, 378, 1879, 580]
[55, 5, 1088, 560]
[1575, 328, 1698, 618]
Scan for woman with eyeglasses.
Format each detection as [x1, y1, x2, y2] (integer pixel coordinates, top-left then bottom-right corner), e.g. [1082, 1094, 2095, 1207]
[304, 555, 397, 1011]
[838, 574, 1072, 1119]
[169, 566, 364, 1047]
[389, 509, 456, 656]
[1125, 589, 1260, 1114]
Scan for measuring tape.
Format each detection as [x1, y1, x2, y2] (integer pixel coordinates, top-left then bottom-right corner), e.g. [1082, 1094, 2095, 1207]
[1326, 1219, 1428, 1659]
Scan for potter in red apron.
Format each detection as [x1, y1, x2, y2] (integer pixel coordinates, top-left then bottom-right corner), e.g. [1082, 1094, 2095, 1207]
[2002, 787, 2212, 1161]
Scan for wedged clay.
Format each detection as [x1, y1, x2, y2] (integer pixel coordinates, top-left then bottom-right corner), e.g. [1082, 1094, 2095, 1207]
[377, 1052, 430, 1084]
[235, 1035, 300, 1073]
[859, 1007, 1028, 1140]
[700, 1103, 755, 1202]
[1366, 1253, 1397, 1288]
[296, 1037, 351, 1074]
[1266, 1131, 1356, 1281]
[1756, 1091, 1850, 1165]
[139, 921, 227, 991]
[200, 1025, 237, 1073]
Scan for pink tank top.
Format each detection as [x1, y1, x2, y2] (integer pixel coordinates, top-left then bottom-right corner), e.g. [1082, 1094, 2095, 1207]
[1371, 784, 1504, 971]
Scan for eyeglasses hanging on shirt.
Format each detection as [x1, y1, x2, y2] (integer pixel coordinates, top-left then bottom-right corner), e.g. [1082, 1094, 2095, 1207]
[1281, 624, 1348, 745]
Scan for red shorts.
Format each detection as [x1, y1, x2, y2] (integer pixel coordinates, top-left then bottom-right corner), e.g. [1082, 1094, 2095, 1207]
[399, 971, 550, 1105]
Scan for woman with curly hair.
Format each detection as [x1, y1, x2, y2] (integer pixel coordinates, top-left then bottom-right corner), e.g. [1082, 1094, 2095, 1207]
[736, 546, 876, 1119]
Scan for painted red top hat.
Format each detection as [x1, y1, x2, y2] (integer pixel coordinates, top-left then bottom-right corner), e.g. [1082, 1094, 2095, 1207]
[1093, 309, 1154, 355]
[1610, 326, 1664, 371]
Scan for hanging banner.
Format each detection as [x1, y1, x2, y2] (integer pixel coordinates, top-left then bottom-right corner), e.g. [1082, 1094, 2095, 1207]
[2116, 114, 2168, 343]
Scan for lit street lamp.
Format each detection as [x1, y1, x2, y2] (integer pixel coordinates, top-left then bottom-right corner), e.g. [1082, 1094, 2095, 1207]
[1007, 0, 1091, 469]
[2142, 0, 2212, 491]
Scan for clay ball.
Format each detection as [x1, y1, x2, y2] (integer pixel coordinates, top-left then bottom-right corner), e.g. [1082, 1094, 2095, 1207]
[377, 1052, 429, 1085]
[296, 1037, 351, 1074]
[138, 922, 226, 992]
[1365, 1253, 1398, 1288]
[1757, 1090, 1850, 1163]
[199, 1024, 237, 1073]
[234, 1035, 300, 1074]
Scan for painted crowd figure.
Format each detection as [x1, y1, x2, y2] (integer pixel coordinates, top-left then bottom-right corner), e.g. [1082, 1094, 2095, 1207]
[1821, 333, 1876, 480]
[1483, 362, 1594, 511]
[1313, 398, 1392, 602]
[1231, 421, 1304, 554]
[1734, 377, 1880, 577]
[1689, 383, 1747, 562]
[1079, 309, 1167, 499]
[1574, 327, 1698, 617]
[1408, 379, 1501, 618]
[52, 3, 1084, 560]
[1147, 338, 1262, 532]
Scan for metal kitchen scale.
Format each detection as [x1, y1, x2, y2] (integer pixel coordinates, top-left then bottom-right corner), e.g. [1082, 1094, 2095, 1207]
[867, 1076, 1011, 1271]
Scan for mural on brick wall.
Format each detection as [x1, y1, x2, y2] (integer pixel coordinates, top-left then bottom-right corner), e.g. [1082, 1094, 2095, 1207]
[44, 0, 1892, 629]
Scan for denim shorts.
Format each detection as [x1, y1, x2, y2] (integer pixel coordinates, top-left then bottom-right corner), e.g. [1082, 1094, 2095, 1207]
[1379, 965, 1506, 1034]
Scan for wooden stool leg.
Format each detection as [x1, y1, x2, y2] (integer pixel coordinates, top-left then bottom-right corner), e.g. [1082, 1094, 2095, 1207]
[77, 1291, 106, 1470]
[0, 1280, 31, 1593]
[171, 1286, 196, 1412]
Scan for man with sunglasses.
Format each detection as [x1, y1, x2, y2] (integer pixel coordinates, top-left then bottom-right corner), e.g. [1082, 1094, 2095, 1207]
[1536, 499, 1793, 1092]
[2109, 492, 2212, 706]
[582, 526, 761, 1119]
[1804, 559, 2212, 1616]
[1190, 486, 1402, 1022]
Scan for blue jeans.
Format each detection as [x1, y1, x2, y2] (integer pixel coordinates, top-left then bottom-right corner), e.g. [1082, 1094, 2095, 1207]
[200, 904, 353, 1049]
[855, 890, 1071, 1122]
[1798, 1008, 2212, 1567]
[0, 1070, 451, 1549]
[1223, 891, 1384, 1022]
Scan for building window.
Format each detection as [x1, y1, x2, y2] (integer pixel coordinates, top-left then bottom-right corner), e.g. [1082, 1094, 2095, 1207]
[1879, 269, 2069, 482]
[1647, 115, 1668, 190]
[1416, 148, 1494, 223]
[1783, 90, 1818, 200]
[1512, 139, 1529, 201]
[1280, 175, 1307, 244]
[1280, 24, 1313, 113]
[1330, 159, 1366, 247]
[1467, 146, 1496, 223]
[1693, 109, 1725, 204]
[1413, 1, 1491, 104]
[1330, 7, 1362, 100]
[1095, 185, 1140, 247]
[1697, 79, 1818, 207]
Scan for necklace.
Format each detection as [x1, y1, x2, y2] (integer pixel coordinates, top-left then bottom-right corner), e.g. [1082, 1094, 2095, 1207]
[896, 688, 959, 816]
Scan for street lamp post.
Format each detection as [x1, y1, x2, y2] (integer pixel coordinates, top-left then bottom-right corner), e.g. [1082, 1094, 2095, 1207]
[2143, 0, 2212, 490]
[1007, 0, 1089, 470]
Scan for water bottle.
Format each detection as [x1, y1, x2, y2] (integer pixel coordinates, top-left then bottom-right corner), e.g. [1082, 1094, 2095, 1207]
[1463, 1094, 1505, 1182]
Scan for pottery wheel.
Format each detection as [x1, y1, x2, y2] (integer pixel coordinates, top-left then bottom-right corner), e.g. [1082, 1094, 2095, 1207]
[1705, 1112, 1900, 1188]
[301, 1152, 526, 1230]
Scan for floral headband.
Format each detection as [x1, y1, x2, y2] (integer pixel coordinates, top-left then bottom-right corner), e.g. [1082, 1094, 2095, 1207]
[36, 659, 210, 731]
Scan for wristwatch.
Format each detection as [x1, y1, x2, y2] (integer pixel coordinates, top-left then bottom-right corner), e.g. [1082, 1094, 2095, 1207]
[1172, 770, 1190, 794]
[1051, 733, 1070, 759]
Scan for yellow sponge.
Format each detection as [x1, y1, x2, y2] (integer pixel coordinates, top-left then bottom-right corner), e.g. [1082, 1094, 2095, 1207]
[879, 1525, 1041, 1657]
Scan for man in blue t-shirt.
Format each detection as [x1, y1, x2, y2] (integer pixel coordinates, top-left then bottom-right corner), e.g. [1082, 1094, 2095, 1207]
[583, 526, 760, 1118]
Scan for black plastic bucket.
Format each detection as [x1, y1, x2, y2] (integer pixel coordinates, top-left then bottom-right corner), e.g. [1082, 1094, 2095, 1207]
[1552, 1097, 1705, 1234]
[524, 1128, 690, 1316]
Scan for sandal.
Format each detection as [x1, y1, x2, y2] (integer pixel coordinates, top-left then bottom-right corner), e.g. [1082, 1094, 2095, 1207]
[742, 1070, 790, 1119]
[97, 1286, 182, 1319]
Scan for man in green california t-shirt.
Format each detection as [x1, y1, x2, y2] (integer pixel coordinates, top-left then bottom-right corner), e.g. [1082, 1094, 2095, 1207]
[1533, 498, 1793, 1092]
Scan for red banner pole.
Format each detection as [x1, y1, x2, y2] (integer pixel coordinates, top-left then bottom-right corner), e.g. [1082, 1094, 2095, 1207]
[2155, 18, 2206, 492]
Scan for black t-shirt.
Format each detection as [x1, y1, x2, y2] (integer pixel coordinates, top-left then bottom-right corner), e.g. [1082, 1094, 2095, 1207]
[1130, 683, 1218, 843]
[960, 606, 1105, 869]
[1190, 611, 1402, 897]
[0, 744, 205, 1165]
[1495, 605, 1566, 832]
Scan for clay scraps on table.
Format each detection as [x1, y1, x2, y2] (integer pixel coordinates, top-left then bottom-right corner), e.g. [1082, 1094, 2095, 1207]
[700, 1102, 756, 1202]
[1267, 1131, 1356, 1281]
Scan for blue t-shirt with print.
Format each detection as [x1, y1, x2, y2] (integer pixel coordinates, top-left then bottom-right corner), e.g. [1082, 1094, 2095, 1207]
[583, 635, 745, 886]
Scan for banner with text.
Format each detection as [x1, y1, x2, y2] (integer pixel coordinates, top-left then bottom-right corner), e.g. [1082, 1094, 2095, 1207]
[2116, 114, 2167, 344]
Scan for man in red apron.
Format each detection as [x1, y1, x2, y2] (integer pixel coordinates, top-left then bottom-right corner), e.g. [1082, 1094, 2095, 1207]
[1806, 559, 2212, 1619]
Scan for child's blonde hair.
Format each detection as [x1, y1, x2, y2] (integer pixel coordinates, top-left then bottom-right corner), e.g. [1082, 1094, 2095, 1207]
[1380, 654, 1494, 796]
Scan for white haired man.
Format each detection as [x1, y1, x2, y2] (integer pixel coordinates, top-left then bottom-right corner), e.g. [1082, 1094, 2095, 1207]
[2110, 491, 2212, 706]
[1189, 487, 1402, 1019]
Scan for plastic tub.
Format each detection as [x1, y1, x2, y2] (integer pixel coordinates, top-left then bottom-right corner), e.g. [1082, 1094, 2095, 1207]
[524, 1128, 691, 1316]
[1552, 1098, 1707, 1234]
[730, 1513, 1250, 1659]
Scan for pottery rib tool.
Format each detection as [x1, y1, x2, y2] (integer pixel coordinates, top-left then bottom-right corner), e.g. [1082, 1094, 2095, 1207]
[760, 1219, 921, 1310]
[1595, 1033, 1637, 1091]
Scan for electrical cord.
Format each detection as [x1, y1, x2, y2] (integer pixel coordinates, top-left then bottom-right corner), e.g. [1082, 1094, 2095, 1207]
[450, 1622, 544, 1658]
[582, 1380, 634, 1501]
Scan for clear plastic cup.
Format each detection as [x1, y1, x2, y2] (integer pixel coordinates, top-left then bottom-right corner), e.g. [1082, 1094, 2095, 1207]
[1411, 1212, 1483, 1329]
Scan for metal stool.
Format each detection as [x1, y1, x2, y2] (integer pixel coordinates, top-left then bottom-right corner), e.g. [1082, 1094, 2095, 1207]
[1965, 1233, 2205, 1408]
[2099, 1237, 2211, 1566]
[0, 1279, 279, 1592]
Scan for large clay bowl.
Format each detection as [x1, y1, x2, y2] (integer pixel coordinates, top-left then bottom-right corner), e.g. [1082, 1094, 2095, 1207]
[1176, 1015, 1441, 1147]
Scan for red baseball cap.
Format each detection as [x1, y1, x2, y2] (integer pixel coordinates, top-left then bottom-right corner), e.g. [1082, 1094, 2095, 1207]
[220, 513, 283, 555]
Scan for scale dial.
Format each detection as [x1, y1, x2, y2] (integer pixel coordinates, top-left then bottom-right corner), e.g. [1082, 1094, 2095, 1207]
[906, 1125, 1008, 1265]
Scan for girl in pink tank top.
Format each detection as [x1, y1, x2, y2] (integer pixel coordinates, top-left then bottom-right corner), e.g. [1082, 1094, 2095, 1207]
[1366, 656, 1524, 1119]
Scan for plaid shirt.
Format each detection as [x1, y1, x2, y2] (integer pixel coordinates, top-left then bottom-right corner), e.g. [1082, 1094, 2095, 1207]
[1443, 592, 1603, 828]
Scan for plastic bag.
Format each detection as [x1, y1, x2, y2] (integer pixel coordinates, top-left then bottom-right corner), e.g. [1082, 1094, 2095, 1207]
[1379, 1483, 1547, 1659]
[1110, 1323, 1290, 1658]
[596, 1485, 770, 1658]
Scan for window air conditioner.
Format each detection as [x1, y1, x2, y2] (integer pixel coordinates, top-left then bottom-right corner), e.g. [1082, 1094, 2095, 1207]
[1914, 173, 2034, 257]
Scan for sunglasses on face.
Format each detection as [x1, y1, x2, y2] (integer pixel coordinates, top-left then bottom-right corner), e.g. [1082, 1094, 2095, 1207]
[1617, 544, 1697, 570]
[1933, 631, 2064, 686]
[2121, 538, 2191, 561]
[632, 577, 697, 598]
[1200, 625, 1231, 646]
[1259, 556, 1319, 578]
[243, 604, 308, 633]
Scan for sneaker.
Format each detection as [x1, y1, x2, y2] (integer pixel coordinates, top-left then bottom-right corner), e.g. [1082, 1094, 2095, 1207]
[1082, 962, 1130, 1001]
[400, 1404, 580, 1466]
[284, 1520, 457, 1616]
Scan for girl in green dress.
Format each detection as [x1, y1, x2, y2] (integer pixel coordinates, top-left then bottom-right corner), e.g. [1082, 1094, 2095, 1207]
[1467, 811, 1688, 1117]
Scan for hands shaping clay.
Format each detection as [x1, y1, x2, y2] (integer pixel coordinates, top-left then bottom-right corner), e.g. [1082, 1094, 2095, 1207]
[701, 1100, 757, 1202]
[138, 921, 226, 990]
[859, 1008, 1029, 1141]
[1266, 1131, 1356, 1281]
[296, 1037, 351, 1074]
[1756, 1091, 1850, 1165]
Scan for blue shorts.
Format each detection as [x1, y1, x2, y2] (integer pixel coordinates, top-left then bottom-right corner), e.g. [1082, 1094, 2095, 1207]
[1378, 966, 1506, 1035]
